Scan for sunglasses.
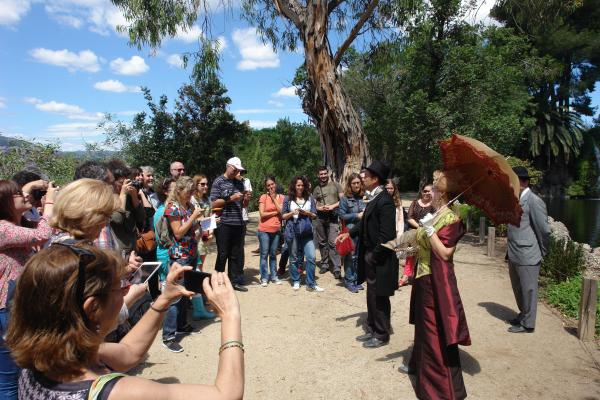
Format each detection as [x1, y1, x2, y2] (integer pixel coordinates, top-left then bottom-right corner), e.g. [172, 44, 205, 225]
[54, 242, 95, 310]
[173, 168, 185, 172]
[423, 190, 431, 193]
[199, 183, 208, 187]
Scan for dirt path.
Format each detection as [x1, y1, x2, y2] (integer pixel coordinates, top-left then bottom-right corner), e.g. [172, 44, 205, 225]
[133, 214, 600, 399]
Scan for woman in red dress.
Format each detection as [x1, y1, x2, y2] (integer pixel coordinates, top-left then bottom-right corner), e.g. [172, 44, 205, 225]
[407, 170, 470, 400]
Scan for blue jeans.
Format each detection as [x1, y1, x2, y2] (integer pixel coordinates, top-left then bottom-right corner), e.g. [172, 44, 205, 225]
[343, 237, 359, 285]
[287, 236, 316, 287]
[257, 231, 280, 282]
[162, 257, 195, 341]
[0, 308, 19, 400]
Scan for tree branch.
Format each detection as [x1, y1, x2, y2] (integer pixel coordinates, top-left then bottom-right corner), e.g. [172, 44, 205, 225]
[273, 0, 303, 29]
[327, 0, 345, 15]
[333, 0, 380, 67]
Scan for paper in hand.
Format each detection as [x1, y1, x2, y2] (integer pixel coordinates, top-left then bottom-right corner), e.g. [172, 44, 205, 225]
[200, 214, 217, 231]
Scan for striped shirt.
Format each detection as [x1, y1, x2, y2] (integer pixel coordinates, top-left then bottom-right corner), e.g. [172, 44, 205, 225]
[210, 175, 245, 226]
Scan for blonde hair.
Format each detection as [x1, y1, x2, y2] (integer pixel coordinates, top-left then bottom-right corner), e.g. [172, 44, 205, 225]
[167, 176, 195, 205]
[50, 179, 120, 239]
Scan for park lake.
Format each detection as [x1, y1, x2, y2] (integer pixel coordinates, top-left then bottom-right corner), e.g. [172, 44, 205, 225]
[545, 197, 600, 247]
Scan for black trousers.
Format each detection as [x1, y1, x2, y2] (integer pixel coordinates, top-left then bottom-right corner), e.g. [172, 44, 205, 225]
[214, 224, 244, 283]
[365, 249, 391, 341]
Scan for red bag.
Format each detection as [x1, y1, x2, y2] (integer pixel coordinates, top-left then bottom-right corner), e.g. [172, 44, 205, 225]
[336, 225, 355, 257]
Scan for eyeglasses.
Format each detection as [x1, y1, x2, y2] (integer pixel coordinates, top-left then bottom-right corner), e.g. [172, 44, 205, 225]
[13, 190, 24, 197]
[199, 183, 208, 187]
[54, 242, 95, 311]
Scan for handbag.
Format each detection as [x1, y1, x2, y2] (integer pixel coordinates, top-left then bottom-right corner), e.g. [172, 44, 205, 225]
[135, 229, 156, 254]
[335, 224, 355, 257]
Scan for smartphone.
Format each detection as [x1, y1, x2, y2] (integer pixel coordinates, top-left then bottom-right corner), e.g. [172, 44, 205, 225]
[184, 270, 212, 294]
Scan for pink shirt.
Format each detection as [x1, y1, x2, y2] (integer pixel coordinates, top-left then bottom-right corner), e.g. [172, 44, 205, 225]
[0, 217, 52, 308]
[258, 194, 284, 233]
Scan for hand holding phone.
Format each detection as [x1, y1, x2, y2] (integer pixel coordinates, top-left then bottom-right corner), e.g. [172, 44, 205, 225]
[184, 270, 213, 294]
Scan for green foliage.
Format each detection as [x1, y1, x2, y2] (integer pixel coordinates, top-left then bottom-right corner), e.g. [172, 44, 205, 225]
[541, 237, 585, 284]
[0, 141, 81, 184]
[235, 119, 322, 210]
[506, 156, 543, 186]
[542, 274, 600, 335]
[491, 0, 600, 165]
[343, 18, 535, 187]
[566, 160, 591, 197]
[104, 76, 250, 180]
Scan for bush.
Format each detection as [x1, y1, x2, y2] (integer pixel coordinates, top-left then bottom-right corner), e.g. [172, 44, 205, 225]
[540, 237, 585, 284]
[542, 275, 600, 335]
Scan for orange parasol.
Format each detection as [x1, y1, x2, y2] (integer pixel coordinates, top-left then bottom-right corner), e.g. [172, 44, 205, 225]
[438, 134, 523, 226]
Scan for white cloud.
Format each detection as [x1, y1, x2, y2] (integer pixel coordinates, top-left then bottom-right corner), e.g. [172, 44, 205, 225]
[166, 54, 185, 69]
[0, 0, 31, 26]
[30, 48, 101, 73]
[216, 35, 227, 51]
[94, 79, 140, 93]
[232, 28, 279, 70]
[45, 122, 101, 138]
[246, 120, 277, 129]
[0, 97, 6, 109]
[44, 0, 127, 36]
[272, 86, 297, 97]
[174, 24, 203, 43]
[110, 56, 149, 75]
[24, 97, 103, 121]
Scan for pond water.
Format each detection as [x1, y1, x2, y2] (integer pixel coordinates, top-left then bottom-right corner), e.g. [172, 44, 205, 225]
[544, 197, 600, 247]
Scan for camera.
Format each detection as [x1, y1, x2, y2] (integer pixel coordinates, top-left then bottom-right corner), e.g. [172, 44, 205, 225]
[30, 188, 47, 201]
[221, 189, 235, 200]
[131, 180, 143, 190]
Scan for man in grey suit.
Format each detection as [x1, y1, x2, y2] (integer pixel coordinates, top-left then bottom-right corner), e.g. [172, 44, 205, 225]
[507, 166, 550, 333]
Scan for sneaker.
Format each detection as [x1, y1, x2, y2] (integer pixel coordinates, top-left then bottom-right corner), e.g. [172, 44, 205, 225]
[333, 271, 341, 280]
[355, 284, 364, 290]
[307, 285, 325, 292]
[175, 324, 198, 336]
[163, 339, 183, 353]
[272, 278, 282, 285]
[261, 280, 268, 287]
[345, 283, 359, 293]
[292, 282, 300, 290]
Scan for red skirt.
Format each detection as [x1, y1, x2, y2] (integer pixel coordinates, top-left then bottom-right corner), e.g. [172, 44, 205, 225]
[410, 275, 467, 400]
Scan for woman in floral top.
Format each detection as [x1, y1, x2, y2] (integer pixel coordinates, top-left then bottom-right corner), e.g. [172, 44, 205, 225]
[162, 176, 204, 352]
[0, 179, 56, 400]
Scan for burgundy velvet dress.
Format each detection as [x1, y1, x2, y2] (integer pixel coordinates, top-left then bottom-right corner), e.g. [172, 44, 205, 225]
[409, 220, 470, 400]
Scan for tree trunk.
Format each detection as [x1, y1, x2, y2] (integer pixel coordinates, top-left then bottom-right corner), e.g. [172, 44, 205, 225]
[299, 3, 371, 182]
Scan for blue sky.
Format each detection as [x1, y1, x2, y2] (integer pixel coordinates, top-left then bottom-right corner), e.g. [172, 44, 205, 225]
[0, 0, 598, 151]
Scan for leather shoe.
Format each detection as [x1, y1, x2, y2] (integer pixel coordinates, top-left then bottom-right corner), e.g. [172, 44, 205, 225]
[507, 317, 521, 326]
[507, 325, 534, 333]
[362, 337, 389, 348]
[355, 333, 373, 342]
[333, 271, 341, 280]
[232, 284, 248, 292]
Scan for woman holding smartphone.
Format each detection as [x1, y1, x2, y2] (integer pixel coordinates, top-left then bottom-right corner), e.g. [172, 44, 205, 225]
[281, 176, 323, 292]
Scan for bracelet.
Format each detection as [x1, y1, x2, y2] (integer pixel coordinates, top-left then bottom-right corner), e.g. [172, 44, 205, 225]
[149, 302, 169, 313]
[219, 342, 245, 355]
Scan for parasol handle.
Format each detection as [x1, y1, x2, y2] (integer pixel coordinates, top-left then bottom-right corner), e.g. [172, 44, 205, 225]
[427, 174, 487, 223]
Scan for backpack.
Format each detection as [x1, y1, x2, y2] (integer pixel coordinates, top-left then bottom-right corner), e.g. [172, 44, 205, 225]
[155, 214, 173, 248]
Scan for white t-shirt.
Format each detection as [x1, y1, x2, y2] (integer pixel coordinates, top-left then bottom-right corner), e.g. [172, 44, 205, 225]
[289, 198, 311, 219]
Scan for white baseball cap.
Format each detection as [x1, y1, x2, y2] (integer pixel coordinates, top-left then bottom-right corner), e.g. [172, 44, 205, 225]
[226, 157, 245, 171]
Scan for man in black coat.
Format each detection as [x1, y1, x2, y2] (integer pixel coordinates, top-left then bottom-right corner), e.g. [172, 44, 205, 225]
[337, 160, 399, 348]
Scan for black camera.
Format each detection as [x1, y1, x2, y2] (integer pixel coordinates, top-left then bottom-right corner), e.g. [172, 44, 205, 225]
[30, 188, 47, 201]
[131, 180, 143, 190]
[221, 189, 235, 200]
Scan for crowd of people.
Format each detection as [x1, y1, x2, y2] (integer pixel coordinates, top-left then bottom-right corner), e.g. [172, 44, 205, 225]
[0, 153, 549, 400]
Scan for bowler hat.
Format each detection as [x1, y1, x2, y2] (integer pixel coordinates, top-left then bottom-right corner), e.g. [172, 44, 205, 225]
[512, 166, 530, 180]
[365, 160, 390, 183]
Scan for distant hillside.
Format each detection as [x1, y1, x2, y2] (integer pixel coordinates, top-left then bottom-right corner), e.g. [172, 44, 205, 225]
[0, 134, 115, 158]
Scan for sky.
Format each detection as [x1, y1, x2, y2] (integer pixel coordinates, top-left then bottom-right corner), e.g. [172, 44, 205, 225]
[0, 0, 598, 152]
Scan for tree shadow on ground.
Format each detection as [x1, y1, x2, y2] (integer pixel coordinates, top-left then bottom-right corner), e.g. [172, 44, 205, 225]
[478, 301, 515, 322]
[335, 311, 367, 328]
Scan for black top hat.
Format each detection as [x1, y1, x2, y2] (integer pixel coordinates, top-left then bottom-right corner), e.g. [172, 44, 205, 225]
[365, 160, 391, 183]
[512, 166, 530, 180]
